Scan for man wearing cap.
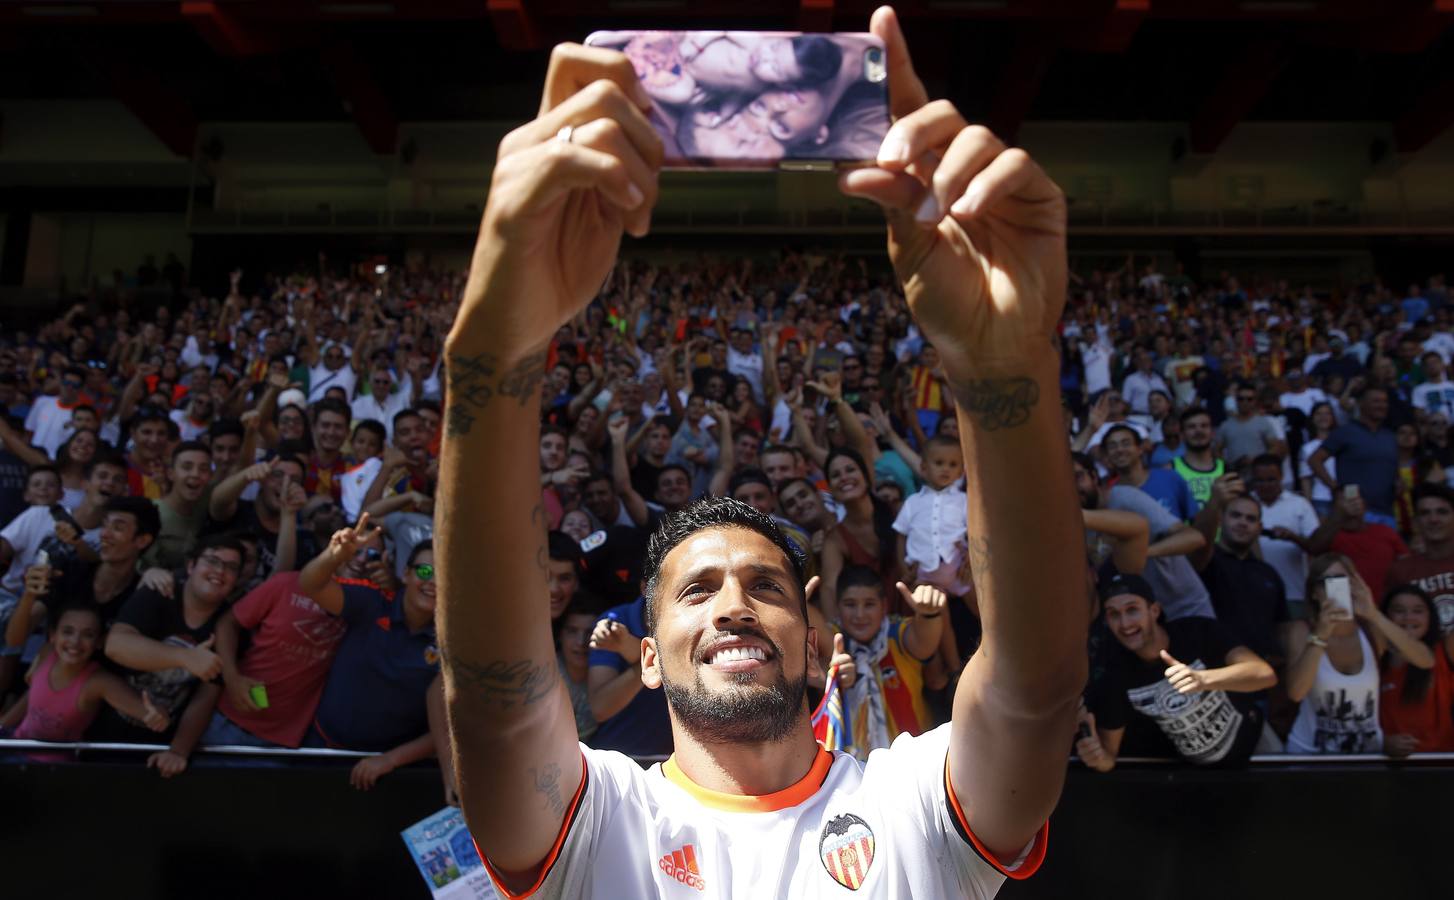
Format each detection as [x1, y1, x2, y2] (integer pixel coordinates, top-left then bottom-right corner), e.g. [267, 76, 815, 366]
[1311, 335, 1362, 383]
[1076, 573, 1276, 772]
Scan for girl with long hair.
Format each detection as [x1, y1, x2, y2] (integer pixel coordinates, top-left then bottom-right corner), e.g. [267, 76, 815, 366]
[1378, 584, 1454, 756]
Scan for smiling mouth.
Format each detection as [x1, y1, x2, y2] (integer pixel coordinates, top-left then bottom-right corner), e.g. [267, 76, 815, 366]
[701, 642, 771, 673]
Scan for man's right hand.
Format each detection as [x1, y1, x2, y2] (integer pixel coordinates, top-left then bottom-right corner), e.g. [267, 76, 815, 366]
[184, 635, 223, 681]
[453, 45, 663, 354]
[243, 459, 278, 483]
[828, 633, 857, 689]
[1209, 473, 1245, 508]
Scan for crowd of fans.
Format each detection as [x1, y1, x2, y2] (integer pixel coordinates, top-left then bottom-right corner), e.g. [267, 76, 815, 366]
[0, 252, 1451, 794]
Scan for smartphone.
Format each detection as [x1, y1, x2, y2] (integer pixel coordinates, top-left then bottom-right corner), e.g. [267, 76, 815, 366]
[1076, 721, 1093, 742]
[585, 30, 890, 170]
[365, 548, 382, 564]
[49, 503, 82, 534]
[250, 683, 270, 710]
[1324, 575, 1353, 615]
[1344, 484, 1360, 500]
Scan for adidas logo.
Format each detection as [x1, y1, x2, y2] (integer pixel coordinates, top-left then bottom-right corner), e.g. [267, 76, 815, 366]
[658, 843, 706, 892]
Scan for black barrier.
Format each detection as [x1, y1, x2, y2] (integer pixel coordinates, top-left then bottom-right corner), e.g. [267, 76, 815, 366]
[1, 749, 1448, 900]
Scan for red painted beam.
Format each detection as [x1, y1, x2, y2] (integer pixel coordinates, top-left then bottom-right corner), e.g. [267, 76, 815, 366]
[181, 1, 275, 58]
[488, 0, 541, 52]
[986, 28, 1059, 145]
[320, 42, 399, 155]
[800, 0, 835, 34]
[1187, 38, 1286, 155]
[1394, 75, 1454, 152]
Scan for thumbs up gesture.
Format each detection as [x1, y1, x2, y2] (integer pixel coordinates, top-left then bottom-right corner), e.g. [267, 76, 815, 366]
[140, 692, 171, 733]
[1160, 650, 1209, 695]
[830, 633, 857, 689]
[184, 634, 223, 681]
[898, 582, 948, 618]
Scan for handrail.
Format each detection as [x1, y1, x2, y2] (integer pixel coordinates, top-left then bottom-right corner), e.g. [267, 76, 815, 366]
[4, 738, 1451, 767]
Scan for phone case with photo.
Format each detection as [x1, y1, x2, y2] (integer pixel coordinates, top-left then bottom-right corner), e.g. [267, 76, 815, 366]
[585, 30, 890, 170]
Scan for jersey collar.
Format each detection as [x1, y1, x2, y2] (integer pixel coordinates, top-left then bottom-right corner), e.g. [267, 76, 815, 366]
[660, 746, 833, 813]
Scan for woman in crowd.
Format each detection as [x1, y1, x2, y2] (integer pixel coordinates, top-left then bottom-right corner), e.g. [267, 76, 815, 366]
[1298, 401, 1338, 516]
[817, 446, 902, 621]
[1378, 584, 1454, 756]
[0, 422, 102, 509]
[1285, 555, 1434, 754]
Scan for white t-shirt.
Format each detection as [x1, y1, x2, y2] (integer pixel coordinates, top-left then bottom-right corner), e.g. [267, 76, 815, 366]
[1286, 629, 1383, 754]
[1257, 491, 1319, 601]
[1298, 439, 1336, 503]
[1412, 380, 1454, 421]
[24, 396, 81, 459]
[726, 347, 764, 403]
[169, 409, 211, 442]
[308, 363, 357, 404]
[479, 725, 1044, 899]
[1423, 332, 1454, 365]
[0, 505, 100, 594]
[1278, 388, 1329, 417]
[350, 376, 414, 441]
[340, 457, 384, 522]
[892, 484, 968, 570]
[1120, 371, 1169, 415]
[1081, 341, 1113, 396]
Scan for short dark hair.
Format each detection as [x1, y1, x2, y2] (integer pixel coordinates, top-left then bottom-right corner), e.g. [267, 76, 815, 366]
[1070, 451, 1099, 480]
[208, 418, 244, 443]
[1179, 407, 1213, 427]
[1355, 382, 1389, 401]
[103, 495, 162, 541]
[407, 539, 434, 569]
[1250, 454, 1281, 473]
[313, 398, 350, 422]
[84, 452, 126, 478]
[548, 530, 583, 566]
[641, 496, 806, 636]
[656, 463, 692, 490]
[1101, 423, 1142, 447]
[271, 452, 307, 476]
[728, 467, 773, 496]
[130, 406, 170, 429]
[393, 407, 423, 432]
[27, 463, 59, 482]
[835, 564, 882, 598]
[189, 533, 245, 563]
[353, 419, 386, 445]
[1412, 482, 1454, 512]
[923, 434, 961, 455]
[170, 440, 211, 465]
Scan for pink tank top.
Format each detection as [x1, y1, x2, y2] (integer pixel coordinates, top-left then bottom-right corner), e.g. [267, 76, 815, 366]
[15, 652, 100, 742]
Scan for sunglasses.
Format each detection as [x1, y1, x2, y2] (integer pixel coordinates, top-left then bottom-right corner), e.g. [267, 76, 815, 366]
[412, 564, 435, 581]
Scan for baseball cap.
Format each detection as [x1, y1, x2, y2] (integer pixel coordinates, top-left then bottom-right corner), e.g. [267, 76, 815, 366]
[1098, 572, 1156, 605]
[278, 388, 307, 410]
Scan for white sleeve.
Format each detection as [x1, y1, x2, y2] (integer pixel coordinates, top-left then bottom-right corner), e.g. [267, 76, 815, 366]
[23, 399, 44, 435]
[478, 745, 645, 900]
[864, 726, 1047, 898]
[891, 495, 914, 536]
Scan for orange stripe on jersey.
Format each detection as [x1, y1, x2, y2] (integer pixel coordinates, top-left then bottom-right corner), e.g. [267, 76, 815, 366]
[661, 746, 833, 813]
[943, 754, 1047, 880]
[683, 844, 699, 875]
[479, 752, 588, 899]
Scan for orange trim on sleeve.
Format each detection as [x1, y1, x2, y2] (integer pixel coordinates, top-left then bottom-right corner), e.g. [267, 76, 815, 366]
[943, 756, 1048, 881]
[661, 746, 833, 813]
[479, 751, 589, 899]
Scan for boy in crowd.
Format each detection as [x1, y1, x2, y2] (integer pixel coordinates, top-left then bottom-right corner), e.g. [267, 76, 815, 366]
[892, 434, 973, 597]
[825, 565, 946, 760]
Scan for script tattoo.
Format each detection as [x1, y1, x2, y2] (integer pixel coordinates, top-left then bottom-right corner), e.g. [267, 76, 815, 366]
[958, 377, 1039, 431]
[531, 762, 566, 818]
[447, 656, 558, 711]
[445, 350, 548, 436]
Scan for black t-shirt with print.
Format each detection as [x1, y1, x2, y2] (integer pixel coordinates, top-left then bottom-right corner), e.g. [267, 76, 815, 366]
[1091, 617, 1262, 766]
[113, 584, 226, 720]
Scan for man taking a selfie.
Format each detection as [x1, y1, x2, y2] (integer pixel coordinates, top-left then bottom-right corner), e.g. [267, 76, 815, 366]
[438, 7, 1085, 896]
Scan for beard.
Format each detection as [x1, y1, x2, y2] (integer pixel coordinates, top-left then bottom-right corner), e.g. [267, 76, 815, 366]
[660, 632, 808, 746]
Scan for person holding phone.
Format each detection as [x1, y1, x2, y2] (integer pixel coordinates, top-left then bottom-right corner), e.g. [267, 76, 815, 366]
[441, 7, 1082, 896]
[1284, 553, 1434, 754]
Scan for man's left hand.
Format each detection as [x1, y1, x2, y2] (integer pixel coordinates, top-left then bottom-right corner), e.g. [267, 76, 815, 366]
[1160, 650, 1209, 694]
[897, 581, 948, 618]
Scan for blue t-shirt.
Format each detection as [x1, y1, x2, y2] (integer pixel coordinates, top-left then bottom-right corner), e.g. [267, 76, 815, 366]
[587, 597, 672, 757]
[314, 581, 439, 752]
[1319, 421, 1399, 515]
[1135, 467, 1198, 521]
[1148, 442, 1186, 471]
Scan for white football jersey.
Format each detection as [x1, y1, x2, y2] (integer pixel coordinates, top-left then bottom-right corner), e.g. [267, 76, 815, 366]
[478, 724, 1046, 899]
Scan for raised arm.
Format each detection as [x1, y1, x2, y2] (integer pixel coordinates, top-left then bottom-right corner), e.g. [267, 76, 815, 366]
[607, 416, 651, 527]
[841, 8, 1083, 862]
[1082, 508, 1150, 575]
[296, 514, 379, 616]
[436, 45, 662, 885]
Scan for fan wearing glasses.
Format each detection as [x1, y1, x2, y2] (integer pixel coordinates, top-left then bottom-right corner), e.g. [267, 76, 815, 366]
[99, 534, 244, 774]
[296, 517, 444, 791]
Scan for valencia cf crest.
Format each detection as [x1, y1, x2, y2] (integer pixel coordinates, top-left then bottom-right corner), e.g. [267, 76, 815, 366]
[820, 813, 875, 891]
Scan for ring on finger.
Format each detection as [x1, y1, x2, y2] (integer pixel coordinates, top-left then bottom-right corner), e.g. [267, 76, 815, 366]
[556, 125, 574, 144]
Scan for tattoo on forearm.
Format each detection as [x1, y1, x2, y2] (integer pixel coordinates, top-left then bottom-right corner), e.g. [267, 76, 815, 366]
[958, 377, 1040, 431]
[966, 536, 992, 576]
[445, 350, 548, 436]
[447, 655, 558, 711]
[531, 762, 566, 818]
